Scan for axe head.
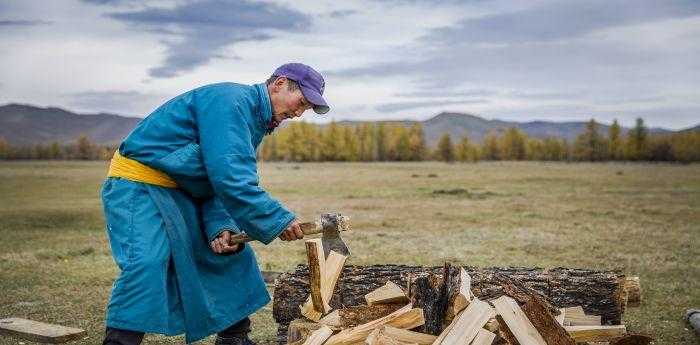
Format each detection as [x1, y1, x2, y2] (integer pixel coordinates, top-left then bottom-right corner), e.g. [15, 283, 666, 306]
[319, 213, 351, 257]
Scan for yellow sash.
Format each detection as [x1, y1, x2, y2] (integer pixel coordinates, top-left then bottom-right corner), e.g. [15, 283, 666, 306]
[108, 151, 178, 188]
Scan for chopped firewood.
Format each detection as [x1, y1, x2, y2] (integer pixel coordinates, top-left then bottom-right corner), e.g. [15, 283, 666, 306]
[623, 277, 642, 308]
[300, 251, 348, 321]
[563, 306, 601, 326]
[0, 318, 86, 344]
[320, 304, 405, 328]
[367, 327, 419, 345]
[366, 281, 409, 306]
[302, 325, 334, 345]
[470, 329, 496, 345]
[325, 305, 425, 345]
[564, 325, 627, 342]
[491, 296, 547, 345]
[432, 298, 495, 345]
[378, 325, 437, 345]
[305, 239, 327, 313]
[287, 319, 325, 344]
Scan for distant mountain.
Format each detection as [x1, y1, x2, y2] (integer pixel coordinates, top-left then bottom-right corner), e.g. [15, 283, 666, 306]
[0, 104, 141, 146]
[0, 103, 690, 147]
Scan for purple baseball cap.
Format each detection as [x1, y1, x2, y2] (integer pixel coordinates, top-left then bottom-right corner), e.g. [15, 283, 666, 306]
[272, 63, 329, 114]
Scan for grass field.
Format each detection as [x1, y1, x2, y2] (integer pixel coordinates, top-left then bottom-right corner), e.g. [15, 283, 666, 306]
[0, 161, 699, 344]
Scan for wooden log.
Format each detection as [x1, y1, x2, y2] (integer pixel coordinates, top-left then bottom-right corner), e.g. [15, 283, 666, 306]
[302, 325, 334, 345]
[300, 251, 347, 321]
[273, 265, 632, 344]
[492, 296, 547, 345]
[305, 239, 327, 313]
[320, 304, 405, 328]
[564, 325, 626, 342]
[562, 306, 601, 326]
[366, 281, 409, 305]
[432, 298, 495, 345]
[470, 329, 496, 345]
[325, 305, 424, 345]
[0, 318, 86, 344]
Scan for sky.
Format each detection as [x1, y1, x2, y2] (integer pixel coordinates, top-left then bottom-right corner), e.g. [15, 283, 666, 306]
[1, 0, 699, 129]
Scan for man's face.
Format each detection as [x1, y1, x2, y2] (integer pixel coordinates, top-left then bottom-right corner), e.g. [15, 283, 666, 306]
[269, 77, 313, 124]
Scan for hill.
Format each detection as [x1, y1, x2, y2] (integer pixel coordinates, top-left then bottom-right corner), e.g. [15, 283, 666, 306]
[0, 104, 687, 146]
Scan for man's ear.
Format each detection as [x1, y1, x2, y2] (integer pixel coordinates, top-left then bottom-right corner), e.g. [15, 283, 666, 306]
[274, 76, 287, 88]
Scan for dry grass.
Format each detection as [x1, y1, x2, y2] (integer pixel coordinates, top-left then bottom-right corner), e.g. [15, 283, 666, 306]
[0, 161, 698, 344]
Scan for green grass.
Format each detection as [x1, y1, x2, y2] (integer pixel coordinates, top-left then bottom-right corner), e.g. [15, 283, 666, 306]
[0, 161, 698, 344]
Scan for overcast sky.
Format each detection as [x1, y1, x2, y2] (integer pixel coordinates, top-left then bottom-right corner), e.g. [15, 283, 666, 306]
[1, 0, 699, 129]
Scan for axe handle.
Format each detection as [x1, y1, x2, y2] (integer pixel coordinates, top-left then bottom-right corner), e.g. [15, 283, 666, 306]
[228, 221, 320, 244]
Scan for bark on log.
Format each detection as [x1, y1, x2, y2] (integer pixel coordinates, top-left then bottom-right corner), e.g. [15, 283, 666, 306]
[273, 265, 631, 344]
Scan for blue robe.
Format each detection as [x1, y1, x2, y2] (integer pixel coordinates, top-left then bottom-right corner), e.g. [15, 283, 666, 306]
[101, 83, 295, 343]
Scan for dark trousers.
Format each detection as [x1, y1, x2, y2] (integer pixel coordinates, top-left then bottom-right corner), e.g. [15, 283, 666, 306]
[102, 317, 251, 345]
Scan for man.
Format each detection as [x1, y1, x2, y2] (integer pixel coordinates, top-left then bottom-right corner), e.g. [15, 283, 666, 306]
[101, 63, 329, 345]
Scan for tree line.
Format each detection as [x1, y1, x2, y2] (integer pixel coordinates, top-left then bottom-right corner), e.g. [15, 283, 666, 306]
[259, 118, 700, 163]
[1, 118, 698, 162]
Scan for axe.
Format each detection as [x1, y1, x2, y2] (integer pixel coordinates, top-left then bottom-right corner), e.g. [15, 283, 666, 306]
[229, 213, 351, 256]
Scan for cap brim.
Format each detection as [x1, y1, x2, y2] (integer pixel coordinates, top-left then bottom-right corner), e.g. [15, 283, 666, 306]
[300, 85, 330, 114]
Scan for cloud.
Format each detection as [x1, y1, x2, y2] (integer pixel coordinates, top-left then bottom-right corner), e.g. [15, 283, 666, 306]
[328, 9, 357, 18]
[376, 99, 489, 112]
[105, 0, 311, 78]
[0, 19, 51, 26]
[427, 0, 700, 45]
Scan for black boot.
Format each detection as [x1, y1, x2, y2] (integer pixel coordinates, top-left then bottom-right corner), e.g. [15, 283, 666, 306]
[102, 327, 145, 345]
[215, 317, 255, 345]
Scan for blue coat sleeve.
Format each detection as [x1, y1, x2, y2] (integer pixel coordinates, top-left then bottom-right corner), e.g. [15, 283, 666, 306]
[195, 86, 296, 244]
[201, 197, 240, 243]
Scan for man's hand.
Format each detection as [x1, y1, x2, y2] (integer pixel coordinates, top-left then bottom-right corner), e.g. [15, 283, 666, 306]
[279, 219, 304, 241]
[210, 230, 241, 254]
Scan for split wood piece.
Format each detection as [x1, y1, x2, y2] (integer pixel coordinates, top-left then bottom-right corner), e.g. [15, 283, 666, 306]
[325, 305, 425, 345]
[432, 298, 495, 345]
[302, 325, 334, 345]
[320, 304, 405, 328]
[305, 239, 327, 313]
[379, 325, 437, 345]
[288, 319, 325, 344]
[300, 251, 348, 321]
[367, 327, 418, 345]
[0, 318, 86, 344]
[520, 292, 576, 345]
[491, 296, 547, 345]
[446, 268, 472, 320]
[366, 281, 409, 306]
[470, 329, 496, 345]
[623, 277, 642, 307]
[555, 308, 566, 326]
[564, 325, 626, 342]
[563, 306, 601, 326]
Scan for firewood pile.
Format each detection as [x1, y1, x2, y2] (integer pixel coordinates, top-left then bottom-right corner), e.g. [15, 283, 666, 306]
[274, 240, 647, 345]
